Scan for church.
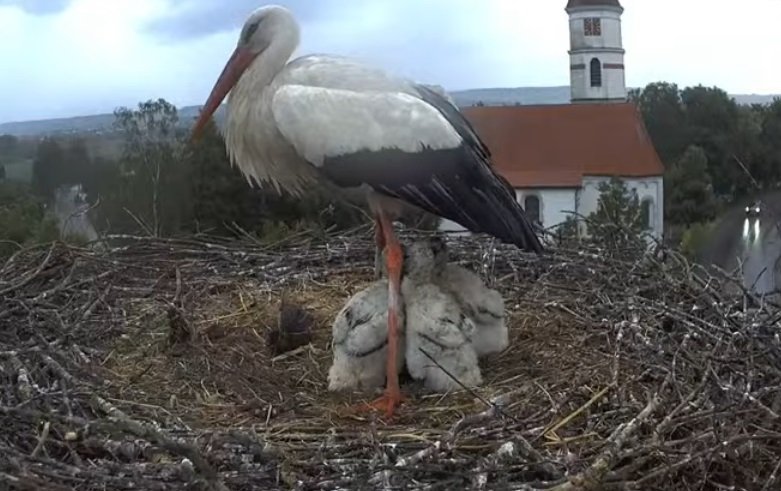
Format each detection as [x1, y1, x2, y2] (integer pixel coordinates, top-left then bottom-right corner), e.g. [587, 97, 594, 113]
[440, 0, 665, 241]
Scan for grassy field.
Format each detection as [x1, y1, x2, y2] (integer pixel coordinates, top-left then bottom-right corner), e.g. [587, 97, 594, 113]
[2, 159, 33, 183]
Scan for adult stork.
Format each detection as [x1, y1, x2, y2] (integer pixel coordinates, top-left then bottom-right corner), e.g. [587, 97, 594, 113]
[192, 4, 544, 418]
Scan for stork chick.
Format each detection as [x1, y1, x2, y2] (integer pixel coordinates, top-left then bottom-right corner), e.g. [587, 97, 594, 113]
[328, 241, 439, 392]
[404, 283, 482, 392]
[328, 280, 406, 392]
[429, 238, 509, 357]
[266, 296, 315, 356]
[399, 238, 483, 392]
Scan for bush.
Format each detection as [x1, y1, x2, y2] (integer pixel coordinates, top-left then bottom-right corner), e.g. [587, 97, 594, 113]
[0, 182, 60, 259]
[552, 215, 581, 246]
[679, 221, 716, 260]
[585, 177, 648, 256]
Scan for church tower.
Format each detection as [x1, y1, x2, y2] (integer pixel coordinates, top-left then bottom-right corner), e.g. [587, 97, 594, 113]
[566, 0, 627, 103]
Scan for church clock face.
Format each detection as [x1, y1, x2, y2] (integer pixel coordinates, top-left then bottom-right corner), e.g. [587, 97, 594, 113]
[584, 17, 602, 36]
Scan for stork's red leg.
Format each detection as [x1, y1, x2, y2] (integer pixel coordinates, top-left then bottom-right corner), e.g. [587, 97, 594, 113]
[351, 212, 406, 418]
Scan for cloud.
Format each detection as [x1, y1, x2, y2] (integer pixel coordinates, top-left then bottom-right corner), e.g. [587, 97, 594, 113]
[1, 0, 780, 124]
[0, 0, 175, 122]
[137, 0, 562, 95]
[0, 0, 72, 15]
[145, 0, 343, 42]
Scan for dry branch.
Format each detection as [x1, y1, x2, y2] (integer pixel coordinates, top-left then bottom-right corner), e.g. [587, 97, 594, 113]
[0, 228, 780, 489]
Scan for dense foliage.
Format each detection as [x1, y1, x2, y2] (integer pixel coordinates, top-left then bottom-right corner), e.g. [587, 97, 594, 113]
[12, 98, 369, 240]
[664, 145, 718, 226]
[551, 177, 653, 257]
[629, 83, 781, 212]
[1, 83, 779, 249]
[0, 182, 58, 259]
[588, 177, 647, 233]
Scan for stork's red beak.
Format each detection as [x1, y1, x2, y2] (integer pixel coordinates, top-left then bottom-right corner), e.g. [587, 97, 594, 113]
[192, 46, 257, 140]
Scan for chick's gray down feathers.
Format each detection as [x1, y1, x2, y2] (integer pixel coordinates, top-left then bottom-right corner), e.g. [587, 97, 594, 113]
[404, 283, 482, 392]
[328, 236, 505, 393]
[436, 263, 508, 357]
[327, 280, 406, 391]
[426, 236, 508, 357]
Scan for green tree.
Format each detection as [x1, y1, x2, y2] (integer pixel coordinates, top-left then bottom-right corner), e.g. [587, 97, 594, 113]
[0, 182, 59, 259]
[632, 82, 780, 204]
[680, 85, 740, 196]
[14, 137, 39, 161]
[184, 117, 367, 238]
[552, 215, 581, 247]
[586, 177, 647, 253]
[183, 118, 264, 234]
[62, 137, 92, 186]
[31, 137, 65, 201]
[110, 98, 188, 236]
[0, 135, 18, 159]
[726, 104, 768, 195]
[758, 98, 781, 189]
[665, 145, 717, 226]
[629, 82, 689, 165]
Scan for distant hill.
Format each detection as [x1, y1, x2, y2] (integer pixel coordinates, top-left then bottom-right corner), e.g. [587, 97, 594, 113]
[1, 86, 778, 137]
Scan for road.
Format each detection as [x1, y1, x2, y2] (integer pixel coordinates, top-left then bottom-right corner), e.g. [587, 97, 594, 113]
[737, 215, 779, 295]
[53, 185, 99, 243]
[700, 192, 781, 297]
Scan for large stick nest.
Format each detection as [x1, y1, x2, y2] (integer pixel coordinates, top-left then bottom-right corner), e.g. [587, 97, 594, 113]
[1, 226, 780, 490]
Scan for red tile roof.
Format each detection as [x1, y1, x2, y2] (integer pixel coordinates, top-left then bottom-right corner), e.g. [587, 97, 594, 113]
[463, 103, 665, 188]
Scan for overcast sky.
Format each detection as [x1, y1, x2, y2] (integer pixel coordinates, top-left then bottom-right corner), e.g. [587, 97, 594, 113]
[1, 0, 779, 123]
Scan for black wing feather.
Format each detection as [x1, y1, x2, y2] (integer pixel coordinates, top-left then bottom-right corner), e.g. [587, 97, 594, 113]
[319, 85, 544, 253]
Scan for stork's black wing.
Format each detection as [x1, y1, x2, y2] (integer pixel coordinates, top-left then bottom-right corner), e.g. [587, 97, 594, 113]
[321, 85, 543, 253]
[270, 82, 543, 252]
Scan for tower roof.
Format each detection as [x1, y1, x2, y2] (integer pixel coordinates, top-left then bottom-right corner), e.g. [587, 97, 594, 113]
[566, 0, 622, 8]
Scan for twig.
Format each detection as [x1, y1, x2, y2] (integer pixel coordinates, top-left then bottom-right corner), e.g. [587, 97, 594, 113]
[30, 421, 50, 458]
[418, 346, 520, 424]
[550, 372, 672, 490]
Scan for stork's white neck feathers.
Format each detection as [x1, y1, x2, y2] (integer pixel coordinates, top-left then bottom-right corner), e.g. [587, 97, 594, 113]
[224, 9, 312, 195]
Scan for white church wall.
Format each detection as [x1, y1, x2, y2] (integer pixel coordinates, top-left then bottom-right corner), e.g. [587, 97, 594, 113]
[436, 187, 578, 237]
[580, 175, 664, 240]
[516, 188, 578, 229]
[438, 217, 471, 235]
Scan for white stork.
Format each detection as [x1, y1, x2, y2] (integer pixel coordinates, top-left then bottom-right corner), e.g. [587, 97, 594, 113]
[192, 4, 544, 418]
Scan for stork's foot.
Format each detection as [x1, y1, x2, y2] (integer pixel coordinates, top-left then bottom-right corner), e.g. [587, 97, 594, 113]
[350, 387, 406, 419]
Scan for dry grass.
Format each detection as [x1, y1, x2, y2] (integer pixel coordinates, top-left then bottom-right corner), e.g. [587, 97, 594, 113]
[1, 227, 780, 490]
[101, 274, 368, 427]
[98, 269, 619, 436]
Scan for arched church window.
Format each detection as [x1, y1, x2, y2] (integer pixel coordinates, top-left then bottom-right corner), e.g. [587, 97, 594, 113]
[590, 58, 602, 87]
[524, 195, 541, 225]
[640, 198, 653, 229]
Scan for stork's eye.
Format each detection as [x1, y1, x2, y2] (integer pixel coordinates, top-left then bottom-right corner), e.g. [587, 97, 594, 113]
[243, 21, 260, 43]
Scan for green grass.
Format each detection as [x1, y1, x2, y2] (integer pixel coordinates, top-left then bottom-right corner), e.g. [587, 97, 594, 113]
[2, 159, 33, 183]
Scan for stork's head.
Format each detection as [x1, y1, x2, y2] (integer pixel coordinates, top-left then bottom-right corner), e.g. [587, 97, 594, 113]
[192, 5, 299, 139]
